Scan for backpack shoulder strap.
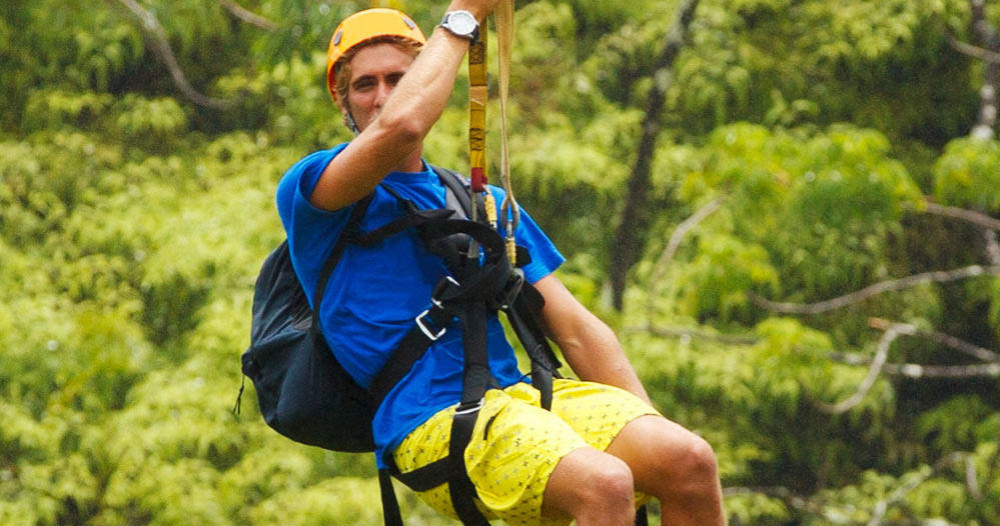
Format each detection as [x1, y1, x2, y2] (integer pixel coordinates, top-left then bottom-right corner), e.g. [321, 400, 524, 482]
[430, 164, 480, 220]
[312, 193, 375, 331]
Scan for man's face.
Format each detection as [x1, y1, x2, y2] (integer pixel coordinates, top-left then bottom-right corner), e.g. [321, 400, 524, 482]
[342, 43, 415, 132]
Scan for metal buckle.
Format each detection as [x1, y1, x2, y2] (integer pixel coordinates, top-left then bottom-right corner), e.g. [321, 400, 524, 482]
[455, 399, 484, 415]
[417, 276, 460, 341]
[415, 308, 447, 341]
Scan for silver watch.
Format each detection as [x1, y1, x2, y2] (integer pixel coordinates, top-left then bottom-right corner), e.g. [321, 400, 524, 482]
[440, 10, 479, 43]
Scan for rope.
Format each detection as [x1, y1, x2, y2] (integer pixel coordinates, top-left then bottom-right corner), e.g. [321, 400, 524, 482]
[494, 0, 519, 264]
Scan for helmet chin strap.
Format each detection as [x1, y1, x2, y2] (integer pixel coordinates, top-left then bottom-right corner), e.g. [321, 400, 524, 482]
[346, 111, 361, 135]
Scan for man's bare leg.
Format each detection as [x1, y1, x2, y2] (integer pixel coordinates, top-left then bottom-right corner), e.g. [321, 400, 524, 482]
[542, 447, 637, 526]
[605, 415, 725, 525]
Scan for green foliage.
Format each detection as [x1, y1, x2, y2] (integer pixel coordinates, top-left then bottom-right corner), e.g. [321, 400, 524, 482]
[933, 137, 1000, 213]
[2, 0, 1000, 524]
[673, 232, 779, 322]
[668, 0, 975, 143]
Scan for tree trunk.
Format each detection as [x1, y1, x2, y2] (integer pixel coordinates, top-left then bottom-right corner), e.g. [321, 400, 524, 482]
[609, 0, 701, 311]
[970, 0, 999, 139]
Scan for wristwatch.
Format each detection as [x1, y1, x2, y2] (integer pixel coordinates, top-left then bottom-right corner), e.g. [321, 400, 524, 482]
[439, 10, 479, 43]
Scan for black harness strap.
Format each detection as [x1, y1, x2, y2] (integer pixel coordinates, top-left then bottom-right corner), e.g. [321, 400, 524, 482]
[378, 469, 404, 526]
[312, 194, 375, 329]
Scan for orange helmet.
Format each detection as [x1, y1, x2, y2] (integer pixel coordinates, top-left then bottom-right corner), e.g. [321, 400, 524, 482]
[326, 8, 427, 101]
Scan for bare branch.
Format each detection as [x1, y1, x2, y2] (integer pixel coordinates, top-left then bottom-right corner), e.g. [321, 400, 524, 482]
[949, 35, 1000, 64]
[831, 319, 1000, 379]
[654, 198, 725, 277]
[869, 317, 1000, 363]
[219, 0, 277, 30]
[630, 323, 759, 345]
[645, 197, 724, 316]
[985, 229, 1000, 266]
[111, 0, 232, 109]
[920, 199, 1000, 231]
[867, 452, 968, 526]
[750, 265, 1000, 315]
[648, 196, 723, 286]
[814, 323, 899, 414]
[967, 455, 983, 501]
[831, 357, 1000, 379]
[968, 0, 1000, 138]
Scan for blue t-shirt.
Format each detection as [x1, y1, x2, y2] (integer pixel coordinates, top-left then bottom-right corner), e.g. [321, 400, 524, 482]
[276, 144, 565, 466]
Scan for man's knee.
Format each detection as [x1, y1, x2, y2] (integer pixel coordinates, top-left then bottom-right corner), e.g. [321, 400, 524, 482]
[545, 448, 636, 519]
[671, 433, 718, 482]
[614, 416, 720, 493]
[650, 429, 720, 498]
[582, 453, 635, 501]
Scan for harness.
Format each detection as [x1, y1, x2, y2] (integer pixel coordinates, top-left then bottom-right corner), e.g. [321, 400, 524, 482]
[318, 166, 563, 526]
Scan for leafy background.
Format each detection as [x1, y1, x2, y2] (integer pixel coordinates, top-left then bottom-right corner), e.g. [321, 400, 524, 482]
[2, 0, 999, 524]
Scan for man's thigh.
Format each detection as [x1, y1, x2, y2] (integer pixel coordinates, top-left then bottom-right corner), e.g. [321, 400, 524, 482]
[548, 378, 661, 451]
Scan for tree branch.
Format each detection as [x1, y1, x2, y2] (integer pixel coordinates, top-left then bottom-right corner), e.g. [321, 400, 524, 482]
[630, 322, 759, 345]
[749, 265, 1000, 315]
[653, 197, 725, 278]
[111, 0, 232, 109]
[814, 322, 899, 415]
[646, 197, 724, 314]
[919, 199, 1000, 231]
[867, 452, 969, 526]
[831, 354, 1000, 379]
[985, 228, 1000, 266]
[219, 0, 276, 30]
[913, 198, 1000, 264]
[949, 35, 1000, 64]
[967, 0, 999, 139]
[815, 318, 1000, 413]
[869, 317, 1000, 363]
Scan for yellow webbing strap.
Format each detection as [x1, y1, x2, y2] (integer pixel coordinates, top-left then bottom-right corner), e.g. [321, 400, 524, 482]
[469, 25, 499, 230]
[468, 32, 488, 203]
[495, 0, 519, 264]
[467, 2, 518, 262]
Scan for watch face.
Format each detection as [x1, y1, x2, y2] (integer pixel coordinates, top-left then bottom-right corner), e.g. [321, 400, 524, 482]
[445, 11, 478, 37]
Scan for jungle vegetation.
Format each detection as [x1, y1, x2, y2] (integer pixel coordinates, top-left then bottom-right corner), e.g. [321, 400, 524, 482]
[2, 0, 999, 524]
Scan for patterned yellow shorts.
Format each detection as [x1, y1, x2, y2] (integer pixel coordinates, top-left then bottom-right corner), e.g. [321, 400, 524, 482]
[392, 379, 660, 526]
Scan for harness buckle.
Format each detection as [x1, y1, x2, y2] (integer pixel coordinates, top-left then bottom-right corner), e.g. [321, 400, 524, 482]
[455, 398, 484, 415]
[417, 276, 461, 341]
[495, 269, 525, 310]
[415, 308, 447, 341]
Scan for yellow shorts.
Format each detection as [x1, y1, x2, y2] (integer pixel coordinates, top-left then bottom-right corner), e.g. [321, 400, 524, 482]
[392, 379, 660, 526]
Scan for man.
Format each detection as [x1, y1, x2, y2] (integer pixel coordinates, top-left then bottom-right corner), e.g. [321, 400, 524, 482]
[276, 2, 726, 525]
